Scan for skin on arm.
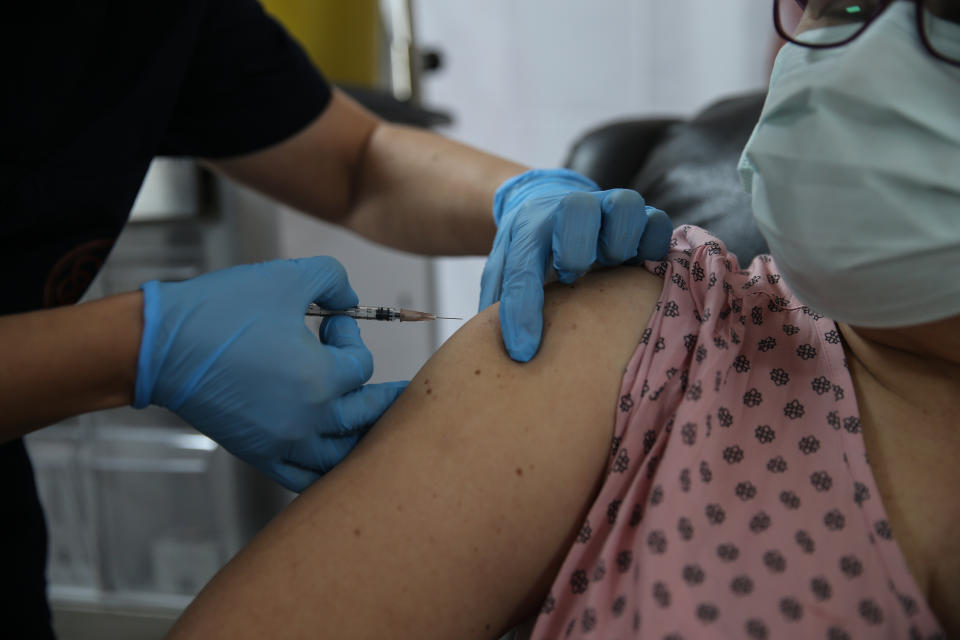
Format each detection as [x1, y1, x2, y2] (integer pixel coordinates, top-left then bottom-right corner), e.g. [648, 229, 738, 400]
[206, 89, 528, 256]
[166, 265, 664, 640]
[0, 292, 142, 440]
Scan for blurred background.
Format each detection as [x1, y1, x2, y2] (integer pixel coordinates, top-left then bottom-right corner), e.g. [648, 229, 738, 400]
[25, 1, 773, 637]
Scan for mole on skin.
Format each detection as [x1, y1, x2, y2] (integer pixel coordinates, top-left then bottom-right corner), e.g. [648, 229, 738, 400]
[515, 467, 523, 477]
[354, 528, 361, 537]
[475, 369, 481, 375]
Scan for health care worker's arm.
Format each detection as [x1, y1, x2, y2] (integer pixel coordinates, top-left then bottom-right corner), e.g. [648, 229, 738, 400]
[0, 293, 141, 441]
[206, 88, 527, 255]
[166, 265, 663, 640]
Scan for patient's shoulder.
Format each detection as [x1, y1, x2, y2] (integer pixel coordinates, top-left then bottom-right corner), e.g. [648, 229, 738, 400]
[424, 264, 665, 411]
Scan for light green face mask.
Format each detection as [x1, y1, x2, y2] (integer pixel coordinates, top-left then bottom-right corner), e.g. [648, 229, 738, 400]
[738, 3, 960, 328]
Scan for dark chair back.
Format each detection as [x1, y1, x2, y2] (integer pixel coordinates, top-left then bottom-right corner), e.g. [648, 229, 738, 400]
[565, 91, 769, 266]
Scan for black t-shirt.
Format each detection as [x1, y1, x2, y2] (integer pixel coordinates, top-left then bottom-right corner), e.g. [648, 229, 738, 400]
[1, 1, 331, 634]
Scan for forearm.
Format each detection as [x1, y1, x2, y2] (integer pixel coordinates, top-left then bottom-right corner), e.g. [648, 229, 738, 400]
[207, 90, 527, 257]
[0, 292, 142, 440]
[343, 122, 527, 255]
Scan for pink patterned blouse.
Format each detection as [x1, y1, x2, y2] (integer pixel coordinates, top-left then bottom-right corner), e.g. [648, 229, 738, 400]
[526, 226, 945, 639]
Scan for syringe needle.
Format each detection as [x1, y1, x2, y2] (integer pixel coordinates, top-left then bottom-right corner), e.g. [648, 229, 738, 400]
[396, 310, 462, 322]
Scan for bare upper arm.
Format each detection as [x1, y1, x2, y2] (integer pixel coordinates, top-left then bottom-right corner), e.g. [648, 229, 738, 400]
[204, 88, 379, 222]
[167, 265, 664, 640]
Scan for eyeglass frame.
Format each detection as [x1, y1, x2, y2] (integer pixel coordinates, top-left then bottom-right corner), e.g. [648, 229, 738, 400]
[773, 0, 960, 68]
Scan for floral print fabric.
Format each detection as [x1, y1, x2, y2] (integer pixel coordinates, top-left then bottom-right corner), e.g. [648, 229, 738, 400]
[528, 226, 945, 639]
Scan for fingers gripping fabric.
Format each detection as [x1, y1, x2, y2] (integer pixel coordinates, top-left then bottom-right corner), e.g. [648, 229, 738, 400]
[481, 168, 672, 362]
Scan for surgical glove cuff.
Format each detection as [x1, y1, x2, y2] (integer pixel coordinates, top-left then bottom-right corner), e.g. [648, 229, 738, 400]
[133, 279, 163, 410]
[493, 169, 599, 226]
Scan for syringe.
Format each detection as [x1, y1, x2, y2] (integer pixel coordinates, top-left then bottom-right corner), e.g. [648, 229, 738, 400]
[306, 304, 461, 322]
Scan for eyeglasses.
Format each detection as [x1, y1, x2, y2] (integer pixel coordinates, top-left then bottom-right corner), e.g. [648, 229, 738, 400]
[774, 0, 960, 67]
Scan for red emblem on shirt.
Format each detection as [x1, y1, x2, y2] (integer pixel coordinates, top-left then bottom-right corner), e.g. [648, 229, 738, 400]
[43, 238, 115, 307]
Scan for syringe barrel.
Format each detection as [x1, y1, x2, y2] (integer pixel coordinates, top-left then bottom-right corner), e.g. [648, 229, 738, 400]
[306, 304, 401, 321]
[350, 306, 400, 321]
[306, 304, 440, 321]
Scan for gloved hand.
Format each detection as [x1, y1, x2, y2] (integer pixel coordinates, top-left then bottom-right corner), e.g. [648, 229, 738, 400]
[134, 257, 407, 492]
[479, 168, 673, 362]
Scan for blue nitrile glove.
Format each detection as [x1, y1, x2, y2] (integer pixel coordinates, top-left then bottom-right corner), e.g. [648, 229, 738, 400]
[479, 168, 673, 362]
[134, 257, 407, 492]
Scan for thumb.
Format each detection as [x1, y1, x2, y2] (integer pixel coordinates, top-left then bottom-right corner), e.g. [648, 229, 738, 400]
[479, 230, 511, 312]
[499, 284, 545, 363]
[498, 213, 552, 362]
[293, 256, 359, 310]
[499, 266, 546, 363]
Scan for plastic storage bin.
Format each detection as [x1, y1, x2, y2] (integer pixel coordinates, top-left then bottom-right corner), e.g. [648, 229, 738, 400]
[88, 418, 238, 597]
[27, 419, 100, 591]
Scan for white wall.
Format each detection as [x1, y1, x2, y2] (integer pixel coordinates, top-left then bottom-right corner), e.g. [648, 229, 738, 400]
[415, 0, 773, 343]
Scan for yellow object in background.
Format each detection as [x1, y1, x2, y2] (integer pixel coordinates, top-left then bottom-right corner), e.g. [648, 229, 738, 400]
[259, 0, 380, 87]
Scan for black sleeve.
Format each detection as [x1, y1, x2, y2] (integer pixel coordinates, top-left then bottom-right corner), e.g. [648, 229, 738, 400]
[159, 0, 332, 158]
